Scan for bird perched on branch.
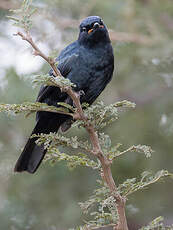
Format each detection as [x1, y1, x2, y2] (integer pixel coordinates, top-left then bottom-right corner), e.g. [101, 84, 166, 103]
[14, 16, 114, 173]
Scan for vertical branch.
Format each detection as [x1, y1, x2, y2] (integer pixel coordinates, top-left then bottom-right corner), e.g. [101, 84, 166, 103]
[86, 125, 128, 230]
[15, 31, 128, 230]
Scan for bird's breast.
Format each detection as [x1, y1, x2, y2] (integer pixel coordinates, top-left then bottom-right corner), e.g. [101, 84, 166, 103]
[69, 44, 114, 104]
[81, 44, 113, 70]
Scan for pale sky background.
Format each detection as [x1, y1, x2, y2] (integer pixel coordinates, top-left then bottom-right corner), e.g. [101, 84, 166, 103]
[0, 15, 64, 88]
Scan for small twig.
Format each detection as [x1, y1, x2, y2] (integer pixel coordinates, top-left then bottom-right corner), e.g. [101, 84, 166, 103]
[15, 30, 129, 230]
[115, 146, 136, 159]
[0, 103, 73, 118]
[29, 107, 73, 117]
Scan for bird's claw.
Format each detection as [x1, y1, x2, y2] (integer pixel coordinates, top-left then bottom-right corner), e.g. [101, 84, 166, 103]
[76, 90, 85, 98]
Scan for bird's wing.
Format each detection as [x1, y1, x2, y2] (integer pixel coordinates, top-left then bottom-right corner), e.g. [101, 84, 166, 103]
[36, 41, 79, 103]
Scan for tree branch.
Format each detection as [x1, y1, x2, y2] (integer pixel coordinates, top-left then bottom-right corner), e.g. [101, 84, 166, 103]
[15, 30, 129, 230]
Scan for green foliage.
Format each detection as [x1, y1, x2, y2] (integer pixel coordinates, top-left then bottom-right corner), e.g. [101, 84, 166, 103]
[7, 0, 36, 32]
[72, 101, 118, 130]
[131, 145, 153, 158]
[77, 170, 172, 228]
[0, 102, 72, 116]
[139, 216, 173, 230]
[113, 144, 151, 159]
[31, 132, 98, 169]
[32, 132, 91, 151]
[118, 170, 172, 197]
[79, 180, 118, 228]
[32, 73, 76, 89]
[73, 100, 135, 130]
[45, 148, 99, 170]
[98, 133, 153, 160]
[114, 100, 136, 108]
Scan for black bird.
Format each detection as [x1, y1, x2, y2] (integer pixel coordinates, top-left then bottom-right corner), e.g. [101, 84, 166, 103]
[14, 16, 114, 173]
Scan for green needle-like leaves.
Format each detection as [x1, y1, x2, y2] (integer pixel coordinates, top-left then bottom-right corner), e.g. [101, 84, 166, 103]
[32, 74, 76, 88]
[0, 102, 72, 117]
[8, 0, 36, 32]
[139, 216, 173, 230]
[118, 170, 172, 197]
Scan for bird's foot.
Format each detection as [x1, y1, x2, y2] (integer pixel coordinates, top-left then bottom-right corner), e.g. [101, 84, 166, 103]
[76, 90, 85, 98]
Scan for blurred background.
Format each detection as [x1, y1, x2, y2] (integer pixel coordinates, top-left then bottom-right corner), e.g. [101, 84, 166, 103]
[0, 0, 173, 229]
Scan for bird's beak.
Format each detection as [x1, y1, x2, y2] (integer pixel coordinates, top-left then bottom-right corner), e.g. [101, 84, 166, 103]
[88, 22, 104, 34]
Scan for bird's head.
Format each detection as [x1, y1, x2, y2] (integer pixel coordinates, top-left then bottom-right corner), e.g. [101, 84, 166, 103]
[78, 16, 110, 47]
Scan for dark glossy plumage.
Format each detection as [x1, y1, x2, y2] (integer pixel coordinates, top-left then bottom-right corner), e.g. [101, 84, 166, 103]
[14, 16, 114, 173]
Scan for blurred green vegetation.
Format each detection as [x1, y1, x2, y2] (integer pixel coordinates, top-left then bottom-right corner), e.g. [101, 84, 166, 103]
[0, 0, 173, 229]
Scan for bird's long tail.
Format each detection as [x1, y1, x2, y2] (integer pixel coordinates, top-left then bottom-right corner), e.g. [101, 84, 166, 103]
[14, 115, 65, 174]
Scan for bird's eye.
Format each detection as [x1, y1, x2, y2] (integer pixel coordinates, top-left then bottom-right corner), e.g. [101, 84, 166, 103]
[100, 20, 103, 25]
[82, 27, 86, 32]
